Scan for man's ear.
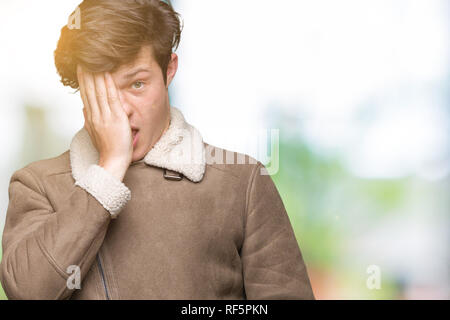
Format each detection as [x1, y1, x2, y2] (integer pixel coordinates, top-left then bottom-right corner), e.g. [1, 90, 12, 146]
[166, 53, 178, 88]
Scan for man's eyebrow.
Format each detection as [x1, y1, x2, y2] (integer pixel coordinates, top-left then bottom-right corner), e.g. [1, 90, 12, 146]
[122, 68, 151, 80]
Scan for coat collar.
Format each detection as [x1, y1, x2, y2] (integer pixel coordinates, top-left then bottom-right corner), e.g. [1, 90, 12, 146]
[70, 106, 206, 183]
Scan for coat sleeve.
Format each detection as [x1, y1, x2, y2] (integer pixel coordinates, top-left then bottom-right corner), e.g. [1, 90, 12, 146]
[240, 162, 315, 300]
[0, 165, 130, 300]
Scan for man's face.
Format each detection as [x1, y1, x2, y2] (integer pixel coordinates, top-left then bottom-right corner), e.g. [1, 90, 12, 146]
[110, 45, 177, 162]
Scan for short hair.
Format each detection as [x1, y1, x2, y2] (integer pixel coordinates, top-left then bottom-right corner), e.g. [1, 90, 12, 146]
[54, 0, 183, 89]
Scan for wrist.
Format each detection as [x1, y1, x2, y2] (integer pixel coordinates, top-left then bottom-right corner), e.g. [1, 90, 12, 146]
[98, 158, 129, 182]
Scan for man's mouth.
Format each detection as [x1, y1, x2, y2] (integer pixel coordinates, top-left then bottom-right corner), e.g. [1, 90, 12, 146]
[132, 130, 139, 148]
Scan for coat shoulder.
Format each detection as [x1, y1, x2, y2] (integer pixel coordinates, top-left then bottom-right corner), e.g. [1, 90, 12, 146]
[15, 150, 72, 181]
[203, 142, 262, 181]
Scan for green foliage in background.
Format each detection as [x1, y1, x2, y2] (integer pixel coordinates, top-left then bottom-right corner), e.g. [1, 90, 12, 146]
[267, 118, 410, 298]
[272, 139, 343, 267]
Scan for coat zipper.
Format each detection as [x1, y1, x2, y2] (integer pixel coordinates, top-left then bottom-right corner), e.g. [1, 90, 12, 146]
[96, 253, 110, 300]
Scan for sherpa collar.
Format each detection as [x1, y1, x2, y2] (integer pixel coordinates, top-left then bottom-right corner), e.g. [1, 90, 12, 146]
[70, 106, 206, 183]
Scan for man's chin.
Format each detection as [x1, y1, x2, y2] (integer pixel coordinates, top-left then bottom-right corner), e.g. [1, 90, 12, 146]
[131, 150, 145, 163]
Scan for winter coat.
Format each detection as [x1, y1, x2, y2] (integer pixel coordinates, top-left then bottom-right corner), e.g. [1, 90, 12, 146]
[0, 106, 314, 300]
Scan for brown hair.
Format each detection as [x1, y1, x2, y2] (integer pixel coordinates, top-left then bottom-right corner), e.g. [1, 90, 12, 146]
[54, 0, 182, 89]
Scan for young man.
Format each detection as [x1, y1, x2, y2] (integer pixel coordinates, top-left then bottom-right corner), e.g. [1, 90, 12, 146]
[0, 0, 314, 299]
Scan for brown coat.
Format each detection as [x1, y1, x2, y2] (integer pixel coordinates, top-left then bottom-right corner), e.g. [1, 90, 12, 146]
[0, 107, 315, 300]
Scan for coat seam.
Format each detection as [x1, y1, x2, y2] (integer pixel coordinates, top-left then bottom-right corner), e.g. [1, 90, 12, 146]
[241, 162, 261, 299]
[35, 233, 72, 300]
[53, 227, 108, 300]
[243, 162, 262, 240]
[35, 233, 68, 280]
[102, 243, 121, 300]
[94, 263, 103, 300]
[48, 170, 72, 177]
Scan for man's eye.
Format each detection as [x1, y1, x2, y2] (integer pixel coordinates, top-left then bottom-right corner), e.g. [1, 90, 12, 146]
[131, 81, 145, 90]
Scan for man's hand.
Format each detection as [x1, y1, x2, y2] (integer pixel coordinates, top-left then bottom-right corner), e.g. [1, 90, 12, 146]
[77, 65, 133, 182]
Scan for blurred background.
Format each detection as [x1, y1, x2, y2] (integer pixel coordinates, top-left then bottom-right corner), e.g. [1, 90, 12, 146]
[0, 0, 448, 299]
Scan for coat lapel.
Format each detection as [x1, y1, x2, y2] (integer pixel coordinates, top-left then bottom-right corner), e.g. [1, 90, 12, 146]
[70, 106, 206, 183]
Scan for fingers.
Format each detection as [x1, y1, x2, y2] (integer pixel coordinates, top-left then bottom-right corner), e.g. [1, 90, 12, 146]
[81, 67, 101, 120]
[82, 105, 97, 149]
[105, 72, 123, 116]
[94, 73, 111, 117]
[78, 65, 124, 124]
